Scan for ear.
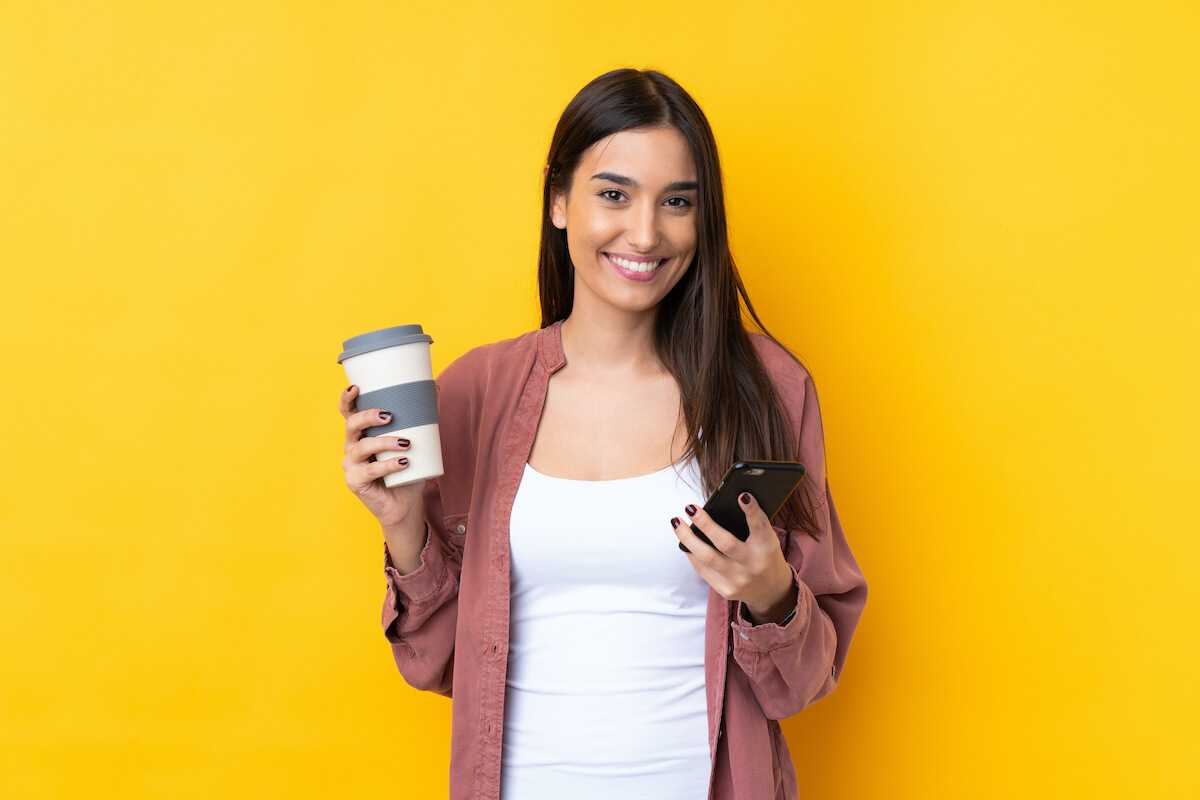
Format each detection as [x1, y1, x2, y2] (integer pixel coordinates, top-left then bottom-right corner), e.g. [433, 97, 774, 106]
[545, 165, 568, 230]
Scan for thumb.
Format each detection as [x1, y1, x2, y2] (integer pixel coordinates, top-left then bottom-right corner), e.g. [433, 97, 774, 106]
[737, 491, 772, 540]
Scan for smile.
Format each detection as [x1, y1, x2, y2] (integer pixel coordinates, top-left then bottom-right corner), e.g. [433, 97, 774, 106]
[605, 253, 663, 273]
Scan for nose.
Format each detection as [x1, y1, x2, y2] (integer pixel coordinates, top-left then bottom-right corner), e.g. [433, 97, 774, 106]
[627, 198, 661, 252]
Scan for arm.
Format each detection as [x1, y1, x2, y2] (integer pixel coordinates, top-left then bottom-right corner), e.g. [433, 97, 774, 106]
[375, 346, 487, 698]
[339, 384, 465, 698]
[672, 367, 868, 720]
[676, 487, 866, 719]
[381, 476, 463, 697]
[728, 485, 867, 719]
[728, 369, 868, 719]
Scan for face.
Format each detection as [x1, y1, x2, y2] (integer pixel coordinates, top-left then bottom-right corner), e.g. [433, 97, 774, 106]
[550, 126, 699, 321]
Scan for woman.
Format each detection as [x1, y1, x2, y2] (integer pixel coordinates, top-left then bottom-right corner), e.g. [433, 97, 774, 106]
[339, 69, 867, 800]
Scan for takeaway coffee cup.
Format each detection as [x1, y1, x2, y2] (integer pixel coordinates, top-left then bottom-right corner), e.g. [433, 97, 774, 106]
[338, 325, 443, 488]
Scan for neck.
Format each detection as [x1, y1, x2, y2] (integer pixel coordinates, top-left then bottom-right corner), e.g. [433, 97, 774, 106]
[559, 306, 662, 375]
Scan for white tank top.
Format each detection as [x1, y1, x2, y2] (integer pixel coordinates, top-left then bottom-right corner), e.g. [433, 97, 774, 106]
[501, 459, 712, 799]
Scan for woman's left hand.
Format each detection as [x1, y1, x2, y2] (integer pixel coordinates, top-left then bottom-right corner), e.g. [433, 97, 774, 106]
[672, 493, 797, 625]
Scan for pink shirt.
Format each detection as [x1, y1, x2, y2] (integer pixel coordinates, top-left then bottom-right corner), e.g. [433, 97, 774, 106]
[382, 321, 868, 800]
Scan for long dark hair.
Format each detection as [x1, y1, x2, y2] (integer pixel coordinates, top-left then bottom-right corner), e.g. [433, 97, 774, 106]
[539, 68, 823, 539]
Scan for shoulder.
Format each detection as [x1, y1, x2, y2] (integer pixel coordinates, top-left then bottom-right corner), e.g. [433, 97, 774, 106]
[435, 327, 542, 400]
[748, 332, 813, 398]
[749, 332, 828, 488]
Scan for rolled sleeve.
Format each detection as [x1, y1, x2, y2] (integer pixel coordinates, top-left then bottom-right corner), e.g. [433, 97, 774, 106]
[730, 564, 811, 652]
[382, 529, 457, 643]
[728, 566, 839, 720]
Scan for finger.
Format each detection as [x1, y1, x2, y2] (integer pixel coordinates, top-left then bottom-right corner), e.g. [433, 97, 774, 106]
[737, 492, 777, 544]
[344, 434, 411, 465]
[672, 514, 731, 567]
[338, 384, 360, 420]
[671, 518, 734, 595]
[344, 407, 392, 447]
[346, 454, 409, 490]
[347, 434, 410, 464]
[684, 504, 743, 558]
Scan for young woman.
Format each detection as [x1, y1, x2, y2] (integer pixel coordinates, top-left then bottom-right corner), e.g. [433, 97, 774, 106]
[339, 69, 867, 800]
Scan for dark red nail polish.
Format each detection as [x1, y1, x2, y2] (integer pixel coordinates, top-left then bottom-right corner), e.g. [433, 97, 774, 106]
[346, 385, 355, 393]
[397, 438, 410, 447]
[685, 504, 698, 516]
[379, 411, 391, 420]
[397, 457, 408, 466]
[739, 492, 751, 506]
[671, 518, 681, 529]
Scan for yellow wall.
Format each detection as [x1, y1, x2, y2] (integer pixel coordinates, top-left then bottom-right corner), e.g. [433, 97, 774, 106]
[3, 2, 1197, 797]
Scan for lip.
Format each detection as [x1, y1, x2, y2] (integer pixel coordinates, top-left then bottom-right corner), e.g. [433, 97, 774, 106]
[606, 252, 666, 263]
[604, 252, 669, 283]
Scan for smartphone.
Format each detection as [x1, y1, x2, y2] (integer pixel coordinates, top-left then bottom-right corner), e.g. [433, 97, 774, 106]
[680, 460, 806, 553]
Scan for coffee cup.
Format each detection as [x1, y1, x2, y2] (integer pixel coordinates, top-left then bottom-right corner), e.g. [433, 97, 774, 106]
[338, 325, 443, 488]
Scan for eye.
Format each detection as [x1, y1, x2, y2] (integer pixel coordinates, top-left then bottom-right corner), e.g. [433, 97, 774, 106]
[665, 196, 694, 209]
[598, 189, 626, 202]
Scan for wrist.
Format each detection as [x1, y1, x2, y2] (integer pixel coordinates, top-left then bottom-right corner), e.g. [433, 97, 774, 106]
[382, 518, 429, 576]
[744, 563, 798, 625]
[381, 513, 425, 541]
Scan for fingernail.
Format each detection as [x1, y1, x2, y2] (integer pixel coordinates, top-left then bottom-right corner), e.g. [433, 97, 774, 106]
[685, 504, 698, 517]
[397, 457, 408, 466]
[670, 517, 681, 529]
[346, 385, 355, 393]
[739, 492, 751, 506]
[379, 411, 391, 421]
[397, 438, 410, 447]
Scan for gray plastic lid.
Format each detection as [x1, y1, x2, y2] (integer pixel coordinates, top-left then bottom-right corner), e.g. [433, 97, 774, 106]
[337, 325, 433, 363]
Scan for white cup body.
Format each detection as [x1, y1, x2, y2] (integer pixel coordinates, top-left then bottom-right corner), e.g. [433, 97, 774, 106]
[372, 422, 443, 488]
[341, 340, 443, 487]
[342, 343, 434, 393]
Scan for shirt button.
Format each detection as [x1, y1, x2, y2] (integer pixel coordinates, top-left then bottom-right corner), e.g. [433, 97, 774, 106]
[456, 524, 466, 535]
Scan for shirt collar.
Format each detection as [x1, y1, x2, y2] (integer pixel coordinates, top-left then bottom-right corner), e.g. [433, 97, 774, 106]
[536, 319, 567, 373]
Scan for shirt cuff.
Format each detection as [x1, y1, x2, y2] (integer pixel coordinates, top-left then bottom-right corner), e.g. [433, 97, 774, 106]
[382, 525, 447, 642]
[383, 524, 446, 602]
[730, 565, 812, 653]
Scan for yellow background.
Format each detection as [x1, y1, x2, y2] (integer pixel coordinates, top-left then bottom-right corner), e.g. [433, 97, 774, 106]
[2, 1, 1197, 797]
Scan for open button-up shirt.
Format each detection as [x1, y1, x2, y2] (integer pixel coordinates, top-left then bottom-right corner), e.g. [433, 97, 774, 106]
[381, 321, 868, 800]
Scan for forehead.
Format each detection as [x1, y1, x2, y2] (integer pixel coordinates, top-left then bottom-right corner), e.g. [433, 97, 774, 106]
[578, 127, 697, 183]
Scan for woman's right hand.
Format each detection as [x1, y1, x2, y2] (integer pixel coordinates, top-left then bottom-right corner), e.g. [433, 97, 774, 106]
[339, 385, 425, 535]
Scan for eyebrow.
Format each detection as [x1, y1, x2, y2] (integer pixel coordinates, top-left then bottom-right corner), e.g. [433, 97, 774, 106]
[590, 171, 699, 193]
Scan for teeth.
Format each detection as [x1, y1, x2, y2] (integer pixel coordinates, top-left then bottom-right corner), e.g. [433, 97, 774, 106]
[609, 255, 662, 272]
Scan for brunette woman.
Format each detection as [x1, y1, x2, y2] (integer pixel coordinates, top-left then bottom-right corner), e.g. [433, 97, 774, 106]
[339, 68, 867, 800]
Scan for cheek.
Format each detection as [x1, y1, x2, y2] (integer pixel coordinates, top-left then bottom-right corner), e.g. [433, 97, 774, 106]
[667, 217, 699, 254]
[569, 209, 621, 252]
